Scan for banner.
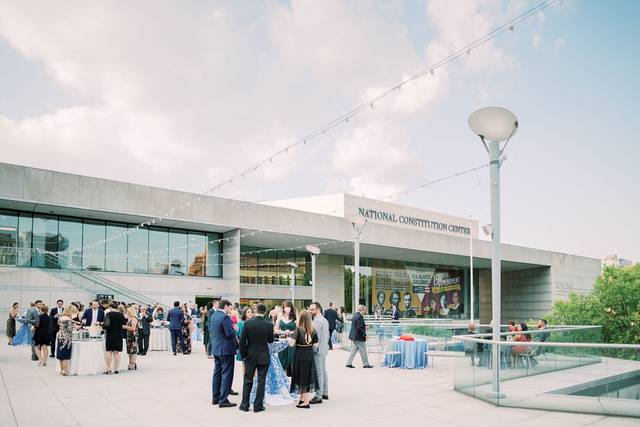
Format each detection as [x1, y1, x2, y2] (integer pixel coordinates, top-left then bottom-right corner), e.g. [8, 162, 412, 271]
[371, 265, 464, 318]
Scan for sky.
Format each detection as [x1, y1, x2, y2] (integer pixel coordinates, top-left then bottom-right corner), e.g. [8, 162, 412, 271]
[0, 0, 638, 262]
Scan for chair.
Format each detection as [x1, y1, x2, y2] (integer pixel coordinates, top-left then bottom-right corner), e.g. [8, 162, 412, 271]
[378, 335, 401, 368]
[426, 337, 447, 368]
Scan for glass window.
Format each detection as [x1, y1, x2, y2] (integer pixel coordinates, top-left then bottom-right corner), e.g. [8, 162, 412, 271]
[0, 210, 18, 266]
[187, 232, 206, 276]
[106, 223, 127, 272]
[277, 250, 293, 286]
[33, 214, 58, 268]
[58, 217, 83, 269]
[17, 213, 32, 267]
[149, 227, 168, 275]
[82, 220, 105, 271]
[206, 233, 222, 277]
[127, 225, 148, 274]
[240, 246, 257, 283]
[169, 230, 188, 276]
[258, 251, 277, 285]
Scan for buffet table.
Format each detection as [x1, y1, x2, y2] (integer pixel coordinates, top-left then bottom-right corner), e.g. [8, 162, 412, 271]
[149, 328, 171, 351]
[60, 339, 128, 375]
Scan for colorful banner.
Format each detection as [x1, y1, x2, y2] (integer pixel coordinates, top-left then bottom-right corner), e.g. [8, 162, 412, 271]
[371, 266, 464, 318]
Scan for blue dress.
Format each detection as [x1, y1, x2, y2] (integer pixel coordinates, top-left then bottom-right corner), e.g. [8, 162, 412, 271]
[12, 318, 32, 346]
[250, 340, 298, 405]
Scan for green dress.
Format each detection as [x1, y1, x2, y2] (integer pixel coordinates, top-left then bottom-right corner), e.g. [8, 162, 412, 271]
[277, 318, 296, 374]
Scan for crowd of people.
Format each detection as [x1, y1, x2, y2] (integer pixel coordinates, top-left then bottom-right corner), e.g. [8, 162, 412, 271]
[205, 299, 349, 412]
[5, 298, 173, 375]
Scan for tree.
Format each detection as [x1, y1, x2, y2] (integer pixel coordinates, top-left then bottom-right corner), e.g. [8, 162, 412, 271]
[546, 264, 640, 355]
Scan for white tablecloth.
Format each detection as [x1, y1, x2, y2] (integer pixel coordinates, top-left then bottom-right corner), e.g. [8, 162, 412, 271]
[149, 328, 171, 351]
[62, 339, 128, 375]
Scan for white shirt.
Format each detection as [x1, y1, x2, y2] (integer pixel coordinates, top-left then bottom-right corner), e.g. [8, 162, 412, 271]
[91, 309, 99, 326]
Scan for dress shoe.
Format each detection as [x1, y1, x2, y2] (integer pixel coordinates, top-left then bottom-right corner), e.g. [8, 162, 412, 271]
[238, 406, 249, 412]
[254, 406, 266, 413]
[296, 404, 310, 409]
[212, 399, 219, 405]
[363, 365, 374, 368]
[49, 355, 55, 358]
[229, 389, 239, 395]
[173, 352, 177, 356]
[345, 364, 355, 368]
[219, 402, 237, 408]
[309, 397, 323, 404]
[322, 395, 329, 400]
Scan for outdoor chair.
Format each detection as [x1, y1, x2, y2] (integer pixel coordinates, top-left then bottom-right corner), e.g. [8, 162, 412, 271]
[378, 335, 401, 368]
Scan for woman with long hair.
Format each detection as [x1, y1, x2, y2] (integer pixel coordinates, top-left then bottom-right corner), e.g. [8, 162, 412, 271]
[125, 306, 139, 370]
[179, 304, 192, 354]
[56, 305, 79, 375]
[236, 307, 253, 361]
[336, 306, 347, 348]
[6, 302, 18, 345]
[275, 300, 297, 375]
[512, 323, 532, 355]
[288, 310, 319, 408]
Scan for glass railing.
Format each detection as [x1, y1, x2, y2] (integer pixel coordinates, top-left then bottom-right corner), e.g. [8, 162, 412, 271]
[452, 333, 640, 418]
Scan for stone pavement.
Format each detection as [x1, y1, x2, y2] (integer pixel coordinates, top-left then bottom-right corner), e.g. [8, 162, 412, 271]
[0, 342, 637, 427]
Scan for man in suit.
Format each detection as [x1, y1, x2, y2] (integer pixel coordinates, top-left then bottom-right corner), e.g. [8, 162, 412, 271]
[239, 303, 273, 412]
[323, 302, 338, 350]
[310, 302, 329, 404]
[49, 299, 64, 358]
[137, 305, 153, 355]
[167, 301, 185, 356]
[81, 300, 105, 326]
[345, 305, 373, 368]
[211, 300, 237, 408]
[27, 301, 41, 361]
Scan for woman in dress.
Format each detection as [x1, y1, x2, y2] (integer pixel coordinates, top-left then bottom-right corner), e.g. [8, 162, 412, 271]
[202, 305, 211, 358]
[236, 307, 253, 361]
[154, 306, 165, 321]
[288, 310, 318, 408]
[125, 306, 139, 370]
[249, 339, 298, 406]
[335, 306, 347, 348]
[57, 305, 79, 376]
[6, 302, 18, 345]
[275, 300, 297, 375]
[179, 307, 192, 355]
[103, 301, 126, 374]
[34, 305, 52, 366]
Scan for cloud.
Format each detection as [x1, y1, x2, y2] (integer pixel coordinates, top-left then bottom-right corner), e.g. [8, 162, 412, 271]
[553, 37, 566, 51]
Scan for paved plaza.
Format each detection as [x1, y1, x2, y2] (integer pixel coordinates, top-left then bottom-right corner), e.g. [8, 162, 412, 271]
[0, 343, 637, 427]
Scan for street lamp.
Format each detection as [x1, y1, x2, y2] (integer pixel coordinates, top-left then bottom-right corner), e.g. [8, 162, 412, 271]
[287, 261, 298, 306]
[352, 217, 367, 314]
[306, 245, 321, 302]
[469, 106, 518, 399]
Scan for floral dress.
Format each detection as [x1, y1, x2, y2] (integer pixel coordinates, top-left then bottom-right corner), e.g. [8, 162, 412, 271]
[179, 314, 192, 354]
[56, 319, 74, 360]
[250, 340, 298, 406]
[126, 318, 139, 355]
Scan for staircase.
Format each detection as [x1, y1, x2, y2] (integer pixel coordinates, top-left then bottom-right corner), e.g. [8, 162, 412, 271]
[45, 269, 162, 308]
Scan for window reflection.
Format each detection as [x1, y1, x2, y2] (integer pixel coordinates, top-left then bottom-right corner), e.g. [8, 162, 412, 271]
[17, 213, 32, 267]
[33, 215, 58, 268]
[58, 217, 82, 269]
[169, 230, 187, 276]
[187, 232, 206, 276]
[240, 247, 310, 286]
[82, 220, 105, 271]
[149, 228, 169, 274]
[206, 232, 222, 277]
[128, 225, 148, 274]
[0, 211, 17, 266]
[106, 223, 127, 272]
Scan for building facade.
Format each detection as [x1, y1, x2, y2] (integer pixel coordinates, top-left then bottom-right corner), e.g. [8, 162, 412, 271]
[0, 162, 601, 326]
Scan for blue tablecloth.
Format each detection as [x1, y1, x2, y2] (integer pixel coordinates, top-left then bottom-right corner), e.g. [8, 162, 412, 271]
[383, 339, 428, 369]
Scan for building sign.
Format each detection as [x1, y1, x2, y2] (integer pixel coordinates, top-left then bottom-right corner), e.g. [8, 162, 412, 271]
[358, 207, 471, 236]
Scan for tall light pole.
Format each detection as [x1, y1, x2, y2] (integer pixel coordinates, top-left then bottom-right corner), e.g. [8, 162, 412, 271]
[352, 218, 367, 314]
[306, 245, 321, 302]
[469, 216, 475, 324]
[469, 106, 518, 399]
[287, 261, 298, 307]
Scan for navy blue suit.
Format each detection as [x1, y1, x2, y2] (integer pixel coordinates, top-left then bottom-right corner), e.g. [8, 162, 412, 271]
[211, 309, 237, 404]
[81, 308, 105, 325]
[166, 307, 184, 354]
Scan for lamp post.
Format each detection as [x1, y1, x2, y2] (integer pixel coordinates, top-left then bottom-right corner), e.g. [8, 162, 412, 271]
[306, 245, 321, 302]
[352, 218, 367, 314]
[468, 106, 518, 399]
[287, 261, 298, 306]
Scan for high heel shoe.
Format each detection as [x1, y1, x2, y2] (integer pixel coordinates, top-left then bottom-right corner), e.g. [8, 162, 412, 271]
[133, 363, 137, 370]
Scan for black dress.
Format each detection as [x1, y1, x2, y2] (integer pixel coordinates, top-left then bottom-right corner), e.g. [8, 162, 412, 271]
[34, 313, 51, 346]
[104, 311, 126, 352]
[290, 327, 319, 395]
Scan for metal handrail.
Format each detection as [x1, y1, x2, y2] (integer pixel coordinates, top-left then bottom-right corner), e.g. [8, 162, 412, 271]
[453, 335, 640, 350]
